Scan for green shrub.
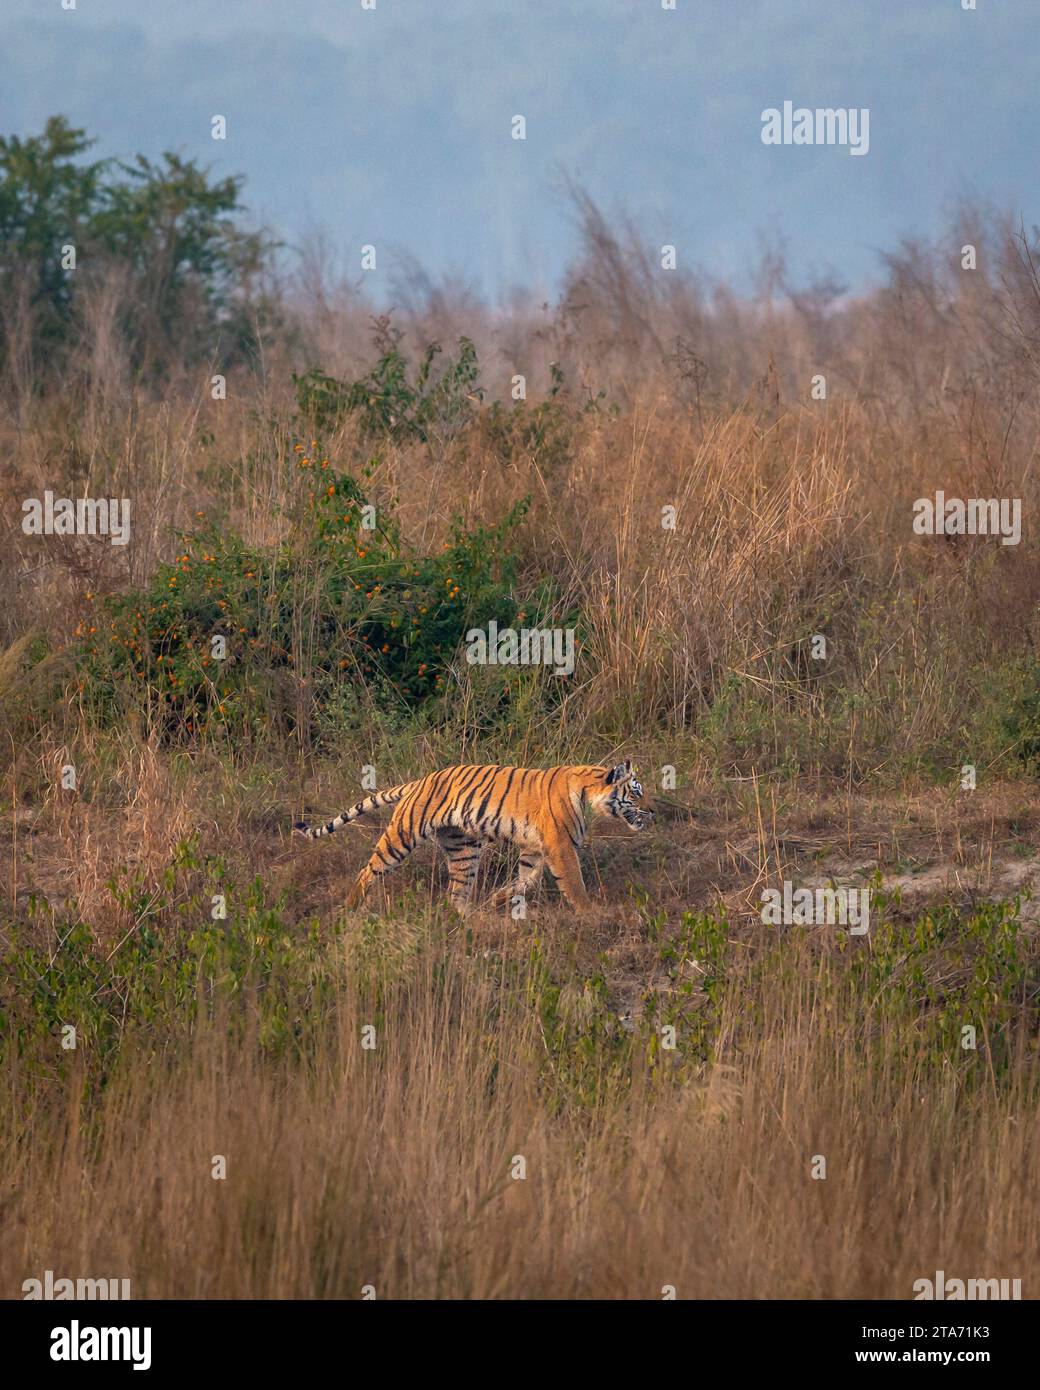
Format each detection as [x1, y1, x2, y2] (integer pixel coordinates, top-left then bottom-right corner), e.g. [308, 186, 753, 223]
[292, 322, 482, 441]
[481, 360, 614, 470]
[1, 840, 335, 1082]
[75, 450, 541, 740]
[1001, 659, 1040, 773]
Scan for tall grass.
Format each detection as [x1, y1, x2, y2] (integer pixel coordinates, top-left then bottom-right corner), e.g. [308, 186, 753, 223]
[3, 197, 1040, 1300]
[4, 902, 1037, 1299]
[4, 199, 1040, 774]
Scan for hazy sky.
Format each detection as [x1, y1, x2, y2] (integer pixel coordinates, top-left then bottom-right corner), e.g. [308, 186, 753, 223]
[2, 0, 1037, 299]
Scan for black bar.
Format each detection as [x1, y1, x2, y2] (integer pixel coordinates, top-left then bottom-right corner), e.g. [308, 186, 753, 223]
[1, 1299, 1033, 1373]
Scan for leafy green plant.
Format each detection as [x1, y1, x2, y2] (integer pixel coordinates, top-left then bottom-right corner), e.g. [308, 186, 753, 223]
[1, 840, 338, 1084]
[849, 895, 1030, 1071]
[1001, 658, 1040, 773]
[75, 445, 545, 740]
[652, 909, 731, 1063]
[293, 320, 482, 441]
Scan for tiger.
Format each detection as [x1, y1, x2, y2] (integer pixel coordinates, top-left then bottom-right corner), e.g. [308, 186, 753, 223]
[293, 759, 651, 914]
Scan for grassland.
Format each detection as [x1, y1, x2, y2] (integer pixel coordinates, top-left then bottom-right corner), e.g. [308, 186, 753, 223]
[2, 195, 1040, 1298]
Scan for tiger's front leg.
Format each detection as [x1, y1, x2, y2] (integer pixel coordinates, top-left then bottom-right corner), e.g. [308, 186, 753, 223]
[545, 843, 592, 912]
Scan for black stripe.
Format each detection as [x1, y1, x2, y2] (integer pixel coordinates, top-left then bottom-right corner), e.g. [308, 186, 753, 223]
[401, 784, 427, 844]
[419, 769, 457, 837]
[486, 766, 520, 834]
[402, 790, 422, 843]
[431, 768, 481, 834]
[452, 765, 488, 805]
[457, 766, 499, 822]
[473, 772, 508, 825]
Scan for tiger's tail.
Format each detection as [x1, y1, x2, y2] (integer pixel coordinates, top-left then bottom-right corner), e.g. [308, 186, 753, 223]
[293, 780, 418, 840]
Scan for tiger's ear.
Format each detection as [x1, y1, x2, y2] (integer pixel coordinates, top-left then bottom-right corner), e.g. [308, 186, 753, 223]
[605, 759, 633, 785]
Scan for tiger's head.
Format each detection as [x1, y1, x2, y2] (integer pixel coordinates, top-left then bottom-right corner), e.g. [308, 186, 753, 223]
[589, 759, 653, 831]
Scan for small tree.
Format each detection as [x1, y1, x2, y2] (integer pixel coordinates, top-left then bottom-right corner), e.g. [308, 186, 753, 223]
[0, 115, 272, 381]
[0, 117, 103, 349]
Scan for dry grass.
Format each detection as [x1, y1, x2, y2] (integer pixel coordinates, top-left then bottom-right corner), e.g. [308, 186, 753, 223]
[3, 913, 1038, 1300]
[3, 759, 1040, 1299]
[3, 199, 1040, 1300]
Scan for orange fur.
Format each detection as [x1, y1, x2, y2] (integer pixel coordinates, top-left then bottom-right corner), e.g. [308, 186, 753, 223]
[295, 761, 651, 914]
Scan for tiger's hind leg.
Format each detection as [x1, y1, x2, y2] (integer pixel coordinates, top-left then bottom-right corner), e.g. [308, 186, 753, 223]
[491, 852, 545, 910]
[346, 816, 417, 910]
[435, 829, 485, 915]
